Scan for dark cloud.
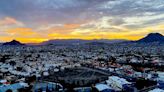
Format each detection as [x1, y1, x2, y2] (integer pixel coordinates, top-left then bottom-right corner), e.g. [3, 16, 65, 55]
[0, 0, 163, 30]
[108, 18, 125, 26]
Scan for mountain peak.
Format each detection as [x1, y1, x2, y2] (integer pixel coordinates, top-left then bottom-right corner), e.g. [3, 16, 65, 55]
[2, 40, 24, 46]
[137, 33, 164, 43]
[11, 39, 18, 42]
[147, 33, 163, 37]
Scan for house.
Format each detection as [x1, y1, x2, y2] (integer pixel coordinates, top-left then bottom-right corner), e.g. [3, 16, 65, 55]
[95, 84, 114, 92]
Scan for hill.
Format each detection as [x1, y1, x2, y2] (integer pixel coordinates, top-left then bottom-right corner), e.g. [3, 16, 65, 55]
[136, 33, 164, 43]
[2, 40, 25, 46]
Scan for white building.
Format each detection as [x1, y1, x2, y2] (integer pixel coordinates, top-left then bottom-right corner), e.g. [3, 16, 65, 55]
[106, 76, 131, 91]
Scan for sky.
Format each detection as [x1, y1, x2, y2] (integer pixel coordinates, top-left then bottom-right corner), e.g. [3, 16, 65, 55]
[0, 0, 164, 43]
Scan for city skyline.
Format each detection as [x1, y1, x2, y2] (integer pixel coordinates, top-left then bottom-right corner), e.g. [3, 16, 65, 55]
[0, 0, 164, 43]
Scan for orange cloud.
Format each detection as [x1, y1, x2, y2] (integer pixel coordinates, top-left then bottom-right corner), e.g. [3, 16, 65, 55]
[6, 28, 36, 36]
[1, 22, 163, 43]
[0, 17, 24, 26]
[0, 37, 13, 42]
[64, 24, 81, 29]
[3, 27, 49, 43]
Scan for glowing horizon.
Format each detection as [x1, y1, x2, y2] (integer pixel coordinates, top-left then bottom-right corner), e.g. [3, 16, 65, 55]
[0, 0, 164, 43]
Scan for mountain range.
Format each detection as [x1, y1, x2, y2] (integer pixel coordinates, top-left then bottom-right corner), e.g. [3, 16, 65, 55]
[1, 33, 164, 46]
[41, 39, 128, 45]
[41, 33, 164, 45]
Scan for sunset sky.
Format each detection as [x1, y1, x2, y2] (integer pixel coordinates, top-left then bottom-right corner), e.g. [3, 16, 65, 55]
[0, 0, 164, 43]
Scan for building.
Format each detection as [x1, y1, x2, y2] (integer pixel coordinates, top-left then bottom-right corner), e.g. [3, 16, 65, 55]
[95, 84, 115, 92]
